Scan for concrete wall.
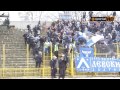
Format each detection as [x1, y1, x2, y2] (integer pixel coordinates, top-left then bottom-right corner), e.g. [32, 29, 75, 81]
[0, 21, 52, 29]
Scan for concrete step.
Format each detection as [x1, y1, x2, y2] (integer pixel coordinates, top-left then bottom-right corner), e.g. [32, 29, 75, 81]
[0, 35, 23, 38]
[4, 57, 34, 60]
[0, 38, 24, 40]
[4, 56, 34, 58]
[0, 43, 26, 45]
[3, 65, 36, 68]
[0, 64, 36, 68]
[0, 60, 34, 63]
[0, 34, 23, 37]
[0, 35, 23, 39]
[0, 41, 24, 44]
[1, 52, 27, 55]
[0, 29, 24, 32]
[0, 42, 24, 45]
[5, 62, 35, 64]
[5, 51, 27, 54]
[4, 50, 27, 52]
[0, 49, 26, 52]
[0, 39, 24, 41]
[0, 45, 25, 48]
[0, 63, 35, 67]
[4, 50, 33, 54]
[0, 42, 25, 44]
[0, 62, 35, 64]
[1, 46, 25, 49]
[0, 46, 25, 49]
[0, 27, 47, 69]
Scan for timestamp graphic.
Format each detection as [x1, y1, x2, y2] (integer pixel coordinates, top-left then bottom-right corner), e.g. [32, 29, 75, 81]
[90, 17, 115, 21]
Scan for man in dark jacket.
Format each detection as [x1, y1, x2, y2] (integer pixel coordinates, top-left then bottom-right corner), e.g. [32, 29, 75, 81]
[6, 18, 10, 29]
[58, 56, 67, 79]
[23, 32, 28, 45]
[34, 53, 42, 68]
[63, 53, 69, 67]
[83, 11, 86, 19]
[50, 56, 57, 79]
[33, 26, 38, 37]
[113, 11, 116, 17]
[27, 25, 32, 34]
[112, 30, 117, 42]
[29, 36, 35, 50]
[54, 42, 59, 59]
[33, 46, 39, 57]
[39, 36, 45, 51]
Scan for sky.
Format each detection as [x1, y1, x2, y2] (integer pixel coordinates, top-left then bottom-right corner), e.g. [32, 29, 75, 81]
[0, 11, 120, 21]
[0, 11, 63, 21]
[0, 11, 120, 29]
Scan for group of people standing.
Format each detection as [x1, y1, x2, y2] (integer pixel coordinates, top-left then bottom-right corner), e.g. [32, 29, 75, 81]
[23, 21, 44, 68]
[50, 55, 68, 79]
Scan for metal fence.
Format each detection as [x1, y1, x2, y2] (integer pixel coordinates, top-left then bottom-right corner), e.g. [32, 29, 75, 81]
[0, 43, 120, 78]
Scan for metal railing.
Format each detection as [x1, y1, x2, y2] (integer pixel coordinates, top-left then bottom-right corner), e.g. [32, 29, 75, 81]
[0, 43, 120, 78]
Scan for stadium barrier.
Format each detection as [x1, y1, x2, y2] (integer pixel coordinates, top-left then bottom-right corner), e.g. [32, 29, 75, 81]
[0, 43, 120, 78]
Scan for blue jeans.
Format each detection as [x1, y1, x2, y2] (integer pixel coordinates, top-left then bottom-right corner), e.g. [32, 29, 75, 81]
[44, 48, 48, 55]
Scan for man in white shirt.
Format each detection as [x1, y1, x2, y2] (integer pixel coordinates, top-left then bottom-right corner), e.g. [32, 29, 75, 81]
[44, 40, 50, 55]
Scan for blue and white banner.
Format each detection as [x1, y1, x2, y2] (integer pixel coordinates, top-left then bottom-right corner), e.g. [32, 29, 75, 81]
[75, 57, 120, 72]
[86, 35, 104, 47]
[79, 48, 94, 57]
[59, 14, 72, 20]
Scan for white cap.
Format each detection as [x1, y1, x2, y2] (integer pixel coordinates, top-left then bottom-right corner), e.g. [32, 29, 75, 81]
[39, 51, 42, 55]
[62, 54, 64, 57]
[53, 56, 57, 59]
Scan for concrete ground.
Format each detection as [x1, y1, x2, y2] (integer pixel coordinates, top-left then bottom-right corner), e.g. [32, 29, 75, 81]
[4, 76, 120, 79]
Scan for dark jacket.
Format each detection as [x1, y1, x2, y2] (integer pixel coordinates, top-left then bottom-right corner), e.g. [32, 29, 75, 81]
[23, 33, 28, 40]
[40, 37, 45, 44]
[34, 55, 42, 63]
[112, 32, 117, 40]
[50, 59, 57, 69]
[63, 55, 69, 64]
[33, 47, 39, 55]
[59, 59, 67, 70]
[113, 11, 116, 16]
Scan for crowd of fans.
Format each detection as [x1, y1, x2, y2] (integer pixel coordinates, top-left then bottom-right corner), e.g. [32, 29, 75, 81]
[45, 17, 120, 55]
[23, 12, 120, 56]
[22, 11, 120, 78]
[24, 12, 120, 58]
